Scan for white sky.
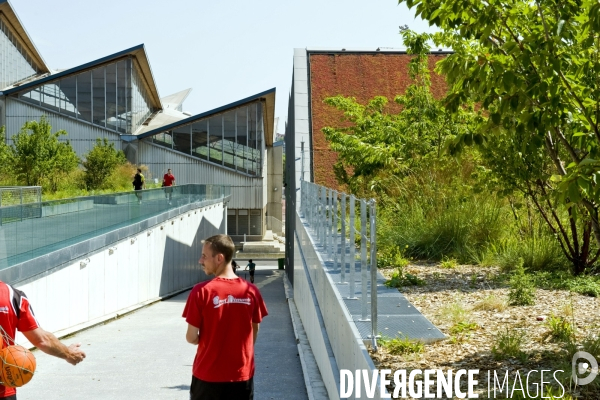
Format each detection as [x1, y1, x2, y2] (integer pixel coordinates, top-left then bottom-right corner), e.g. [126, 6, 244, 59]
[12, 0, 437, 133]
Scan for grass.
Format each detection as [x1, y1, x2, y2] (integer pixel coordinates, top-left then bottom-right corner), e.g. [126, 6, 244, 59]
[473, 294, 507, 312]
[543, 315, 575, 343]
[384, 267, 425, 288]
[491, 328, 528, 362]
[379, 335, 424, 355]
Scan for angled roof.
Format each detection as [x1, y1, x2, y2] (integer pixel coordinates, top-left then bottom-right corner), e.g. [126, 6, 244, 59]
[161, 88, 192, 110]
[0, 0, 50, 73]
[138, 88, 276, 146]
[2, 44, 162, 110]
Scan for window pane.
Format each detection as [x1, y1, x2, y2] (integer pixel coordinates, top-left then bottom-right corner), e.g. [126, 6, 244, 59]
[173, 125, 191, 154]
[106, 63, 117, 131]
[116, 60, 127, 133]
[235, 107, 248, 173]
[153, 131, 173, 149]
[222, 110, 236, 169]
[93, 67, 106, 127]
[77, 72, 92, 122]
[0, 19, 38, 89]
[60, 76, 77, 117]
[208, 116, 223, 164]
[41, 83, 60, 111]
[191, 120, 208, 160]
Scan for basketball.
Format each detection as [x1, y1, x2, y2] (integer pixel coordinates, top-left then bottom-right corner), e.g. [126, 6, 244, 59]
[1, 345, 36, 387]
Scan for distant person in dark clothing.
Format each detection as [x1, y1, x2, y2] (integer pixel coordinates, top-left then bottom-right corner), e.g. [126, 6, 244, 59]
[163, 168, 176, 204]
[245, 259, 256, 283]
[232, 260, 239, 275]
[133, 168, 145, 204]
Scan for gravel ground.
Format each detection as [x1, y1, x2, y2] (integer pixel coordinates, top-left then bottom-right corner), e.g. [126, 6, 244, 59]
[374, 263, 600, 399]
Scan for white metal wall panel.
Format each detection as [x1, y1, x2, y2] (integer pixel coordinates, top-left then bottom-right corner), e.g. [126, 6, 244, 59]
[4, 98, 123, 155]
[14, 202, 224, 344]
[138, 140, 265, 209]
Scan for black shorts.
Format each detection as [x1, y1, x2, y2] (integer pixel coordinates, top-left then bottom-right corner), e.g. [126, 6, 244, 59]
[190, 376, 253, 400]
[1, 395, 17, 400]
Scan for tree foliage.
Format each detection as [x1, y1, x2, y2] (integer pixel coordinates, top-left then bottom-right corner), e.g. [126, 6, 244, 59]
[10, 116, 79, 191]
[82, 138, 127, 190]
[322, 30, 477, 196]
[398, 0, 600, 274]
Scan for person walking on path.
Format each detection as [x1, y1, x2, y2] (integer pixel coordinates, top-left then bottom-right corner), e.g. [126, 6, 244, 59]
[162, 168, 175, 204]
[0, 281, 86, 399]
[183, 235, 268, 400]
[245, 259, 256, 283]
[133, 168, 145, 204]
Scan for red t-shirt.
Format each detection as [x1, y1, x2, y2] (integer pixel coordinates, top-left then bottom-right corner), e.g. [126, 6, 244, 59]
[163, 173, 175, 186]
[182, 277, 268, 382]
[0, 282, 39, 397]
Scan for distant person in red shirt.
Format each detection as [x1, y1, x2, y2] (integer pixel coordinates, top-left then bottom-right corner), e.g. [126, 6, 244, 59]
[183, 234, 268, 400]
[162, 168, 176, 204]
[0, 281, 86, 399]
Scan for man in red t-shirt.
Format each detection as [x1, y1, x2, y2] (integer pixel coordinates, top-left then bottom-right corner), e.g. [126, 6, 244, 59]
[0, 281, 86, 399]
[162, 168, 175, 204]
[183, 234, 268, 400]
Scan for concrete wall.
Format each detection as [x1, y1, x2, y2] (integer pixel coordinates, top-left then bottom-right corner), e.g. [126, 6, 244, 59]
[12, 200, 225, 345]
[266, 144, 283, 233]
[294, 212, 384, 400]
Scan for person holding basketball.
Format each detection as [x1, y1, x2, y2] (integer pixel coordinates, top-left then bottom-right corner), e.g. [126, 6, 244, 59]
[0, 281, 86, 399]
[183, 235, 268, 400]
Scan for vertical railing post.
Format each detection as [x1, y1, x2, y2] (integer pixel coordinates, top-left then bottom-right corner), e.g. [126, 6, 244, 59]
[360, 199, 369, 320]
[324, 188, 329, 253]
[332, 191, 338, 272]
[340, 193, 346, 284]
[370, 199, 379, 350]
[327, 189, 333, 261]
[348, 195, 357, 299]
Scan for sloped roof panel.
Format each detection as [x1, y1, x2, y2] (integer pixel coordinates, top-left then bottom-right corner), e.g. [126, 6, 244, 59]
[0, 0, 49, 73]
[3, 44, 162, 110]
[138, 88, 276, 146]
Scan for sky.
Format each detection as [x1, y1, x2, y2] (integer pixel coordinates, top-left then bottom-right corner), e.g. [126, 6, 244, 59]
[12, 0, 438, 134]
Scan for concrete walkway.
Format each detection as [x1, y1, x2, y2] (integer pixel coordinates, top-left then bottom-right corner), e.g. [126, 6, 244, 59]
[18, 264, 308, 400]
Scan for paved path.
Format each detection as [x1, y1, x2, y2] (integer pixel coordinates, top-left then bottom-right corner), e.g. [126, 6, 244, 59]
[18, 265, 308, 400]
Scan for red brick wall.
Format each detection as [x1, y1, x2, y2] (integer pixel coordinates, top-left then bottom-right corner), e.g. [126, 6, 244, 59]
[309, 52, 449, 189]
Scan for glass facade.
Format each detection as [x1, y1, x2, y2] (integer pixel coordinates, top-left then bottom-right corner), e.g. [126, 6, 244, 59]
[150, 102, 264, 176]
[18, 57, 154, 134]
[0, 18, 40, 89]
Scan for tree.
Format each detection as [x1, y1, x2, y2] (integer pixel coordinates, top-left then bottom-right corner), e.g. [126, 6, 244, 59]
[322, 31, 477, 196]
[10, 116, 79, 191]
[0, 127, 13, 180]
[82, 138, 127, 190]
[399, 0, 600, 273]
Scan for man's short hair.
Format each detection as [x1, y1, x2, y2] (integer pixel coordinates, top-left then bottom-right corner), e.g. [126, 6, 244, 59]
[203, 235, 235, 263]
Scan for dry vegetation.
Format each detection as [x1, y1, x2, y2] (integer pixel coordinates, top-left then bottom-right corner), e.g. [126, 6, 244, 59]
[375, 263, 600, 399]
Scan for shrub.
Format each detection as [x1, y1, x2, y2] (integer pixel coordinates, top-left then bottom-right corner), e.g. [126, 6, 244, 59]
[508, 263, 536, 306]
[440, 257, 458, 269]
[385, 267, 425, 288]
[83, 138, 127, 190]
[491, 328, 528, 362]
[544, 315, 575, 343]
[377, 246, 409, 269]
[379, 335, 424, 355]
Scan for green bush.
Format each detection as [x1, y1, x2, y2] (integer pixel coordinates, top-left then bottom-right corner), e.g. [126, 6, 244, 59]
[379, 335, 424, 355]
[83, 138, 127, 190]
[491, 328, 528, 362]
[385, 267, 425, 288]
[544, 315, 575, 343]
[508, 263, 536, 306]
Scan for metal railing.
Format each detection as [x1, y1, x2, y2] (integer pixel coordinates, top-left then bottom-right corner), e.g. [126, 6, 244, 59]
[299, 180, 379, 348]
[0, 186, 42, 225]
[0, 184, 230, 270]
